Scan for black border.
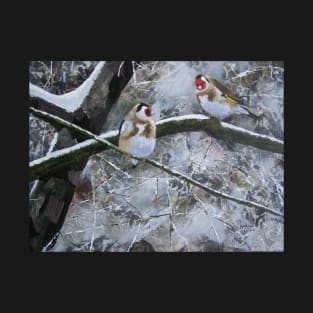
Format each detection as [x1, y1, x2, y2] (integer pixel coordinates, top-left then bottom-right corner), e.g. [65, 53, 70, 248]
[5, 24, 295, 294]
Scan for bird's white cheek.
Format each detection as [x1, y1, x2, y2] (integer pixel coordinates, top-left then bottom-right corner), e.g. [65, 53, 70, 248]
[136, 123, 146, 132]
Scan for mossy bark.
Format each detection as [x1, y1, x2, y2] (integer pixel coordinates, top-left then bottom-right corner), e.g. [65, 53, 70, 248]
[30, 111, 283, 181]
[156, 117, 283, 154]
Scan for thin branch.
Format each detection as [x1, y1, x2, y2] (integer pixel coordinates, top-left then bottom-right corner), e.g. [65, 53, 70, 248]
[29, 107, 283, 218]
[132, 61, 137, 87]
[171, 221, 190, 252]
[210, 223, 221, 251]
[102, 158, 131, 178]
[225, 67, 266, 81]
[127, 223, 142, 252]
[89, 187, 97, 252]
[117, 61, 125, 77]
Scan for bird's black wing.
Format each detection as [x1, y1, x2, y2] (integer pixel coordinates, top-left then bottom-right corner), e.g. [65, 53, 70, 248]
[210, 77, 242, 103]
[118, 119, 125, 136]
[239, 104, 260, 119]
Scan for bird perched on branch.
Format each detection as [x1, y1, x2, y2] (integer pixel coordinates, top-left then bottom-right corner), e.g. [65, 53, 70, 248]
[118, 103, 156, 168]
[194, 74, 256, 120]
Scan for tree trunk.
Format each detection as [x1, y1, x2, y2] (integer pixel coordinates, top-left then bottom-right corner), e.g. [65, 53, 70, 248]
[29, 61, 136, 252]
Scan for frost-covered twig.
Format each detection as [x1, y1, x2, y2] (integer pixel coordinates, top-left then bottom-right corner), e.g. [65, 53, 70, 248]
[117, 61, 125, 77]
[102, 159, 131, 178]
[192, 192, 212, 216]
[40, 122, 47, 156]
[29, 107, 283, 217]
[171, 221, 190, 252]
[167, 180, 174, 251]
[210, 223, 221, 250]
[41, 231, 60, 252]
[63, 225, 103, 236]
[132, 61, 137, 87]
[226, 67, 265, 81]
[190, 137, 213, 177]
[89, 187, 97, 252]
[127, 223, 142, 252]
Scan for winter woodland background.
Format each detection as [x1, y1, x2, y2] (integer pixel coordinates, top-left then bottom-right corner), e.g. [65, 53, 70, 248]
[29, 61, 284, 252]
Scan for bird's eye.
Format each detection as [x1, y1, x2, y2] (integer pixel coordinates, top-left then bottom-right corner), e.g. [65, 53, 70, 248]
[195, 78, 206, 90]
[145, 106, 152, 117]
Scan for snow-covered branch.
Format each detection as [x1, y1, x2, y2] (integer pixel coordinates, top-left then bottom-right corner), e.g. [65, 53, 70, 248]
[30, 108, 283, 181]
[29, 107, 283, 218]
[156, 114, 283, 154]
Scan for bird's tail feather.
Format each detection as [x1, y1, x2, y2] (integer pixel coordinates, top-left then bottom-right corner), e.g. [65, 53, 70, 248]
[131, 158, 139, 168]
[238, 105, 250, 115]
[240, 104, 260, 119]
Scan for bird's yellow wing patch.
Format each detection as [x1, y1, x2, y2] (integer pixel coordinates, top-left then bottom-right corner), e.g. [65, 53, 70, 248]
[224, 93, 238, 104]
[209, 76, 241, 107]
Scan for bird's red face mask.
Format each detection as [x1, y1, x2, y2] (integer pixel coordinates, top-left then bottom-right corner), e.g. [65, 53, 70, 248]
[145, 106, 152, 117]
[195, 77, 206, 91]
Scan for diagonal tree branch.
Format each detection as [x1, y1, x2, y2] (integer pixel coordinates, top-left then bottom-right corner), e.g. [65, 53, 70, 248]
[29, 107, 283, 218]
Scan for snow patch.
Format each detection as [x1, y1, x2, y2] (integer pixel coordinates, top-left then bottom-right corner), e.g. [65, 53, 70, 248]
[156, 114, 209, 124]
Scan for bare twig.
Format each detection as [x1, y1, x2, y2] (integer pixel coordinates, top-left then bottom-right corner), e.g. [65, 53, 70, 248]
[132, 61, 137, 87]
[171, 221, 190, 252]
[102, 159, 131, 178]
[127, 223, 142, 252]
[117, 61, 125, 77]
[210, 223, 221, 251]
[89, 187, 97, 252]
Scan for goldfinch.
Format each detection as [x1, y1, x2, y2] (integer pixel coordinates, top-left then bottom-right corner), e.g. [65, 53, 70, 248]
[194, 74, 251, 120]
[118, 103, 156, 168]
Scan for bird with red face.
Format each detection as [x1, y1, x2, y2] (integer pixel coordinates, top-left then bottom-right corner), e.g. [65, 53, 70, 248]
[194, 74, 251, 120]
[118, 103, 156, 168]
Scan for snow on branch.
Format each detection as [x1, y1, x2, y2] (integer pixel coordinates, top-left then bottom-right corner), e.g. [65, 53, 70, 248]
[156, 114, 283, 154]
[29, 61, 106, 112]
[30, 108, 283, 181]
[29, 107, 283, 218]
[30, 108, 284, 181]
